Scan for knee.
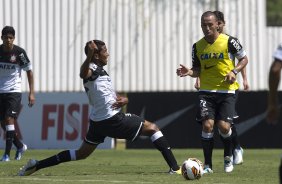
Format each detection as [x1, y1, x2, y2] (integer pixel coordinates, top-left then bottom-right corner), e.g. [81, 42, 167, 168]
[4, 117, 15, 124]
[218, 126, 232, 138]
[218, 125, 231, 134]
[147, 123, 159, 134]
[142, 121, 160, 136]
[149, 123, 159, 131]
[203, 123, 213, 133]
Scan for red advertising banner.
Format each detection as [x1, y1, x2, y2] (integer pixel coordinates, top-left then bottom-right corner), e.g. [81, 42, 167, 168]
[0, 92, 114, 149]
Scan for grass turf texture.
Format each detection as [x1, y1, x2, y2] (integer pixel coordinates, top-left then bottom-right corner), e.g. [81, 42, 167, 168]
[0, 149, 280, 184]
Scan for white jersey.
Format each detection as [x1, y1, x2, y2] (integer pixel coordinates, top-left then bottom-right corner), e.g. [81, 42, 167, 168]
[0, 45, 32, 93]
[273, 43, 282, 61]
[83, 64, 120, 121]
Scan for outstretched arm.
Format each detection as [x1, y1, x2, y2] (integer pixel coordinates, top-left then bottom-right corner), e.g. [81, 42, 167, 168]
[267, 59, 282, 124]
[176, 64, 200, 78]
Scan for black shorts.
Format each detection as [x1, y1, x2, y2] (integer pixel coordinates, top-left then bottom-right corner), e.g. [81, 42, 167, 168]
[196, 92, 236, 123]
[0, 93, 22, 121]
[233, 90, 239, 119]
[85, 112, 144, 145]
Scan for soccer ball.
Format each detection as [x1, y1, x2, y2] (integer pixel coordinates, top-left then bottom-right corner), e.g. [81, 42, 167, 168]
[181, 158, 204, 180]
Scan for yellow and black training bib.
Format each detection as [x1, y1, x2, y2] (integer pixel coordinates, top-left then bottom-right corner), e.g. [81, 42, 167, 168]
[192, 33, 246, 93]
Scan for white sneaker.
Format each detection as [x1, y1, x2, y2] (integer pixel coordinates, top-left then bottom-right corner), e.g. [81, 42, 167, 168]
[233, 147, 244, 165]
[1, 154, 10, 162]
[18, 159, 38, 176]
[15, 144, 28, 160]
[202, 164, 213, 174]
[224, 156, 234, 173]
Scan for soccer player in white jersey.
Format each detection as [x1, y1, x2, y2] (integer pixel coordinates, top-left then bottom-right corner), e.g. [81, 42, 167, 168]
[267, 43, 282, 184]
[18, 40, 181, 176]
[0, 26, 35, 161]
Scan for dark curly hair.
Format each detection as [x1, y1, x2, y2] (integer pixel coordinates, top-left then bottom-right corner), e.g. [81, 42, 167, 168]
[213, 11, 225, 24]
[84, 40, 105, 56]
[2, 26, 15, 36]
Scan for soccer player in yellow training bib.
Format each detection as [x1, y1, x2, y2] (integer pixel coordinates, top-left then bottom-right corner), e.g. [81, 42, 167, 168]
[195, 10, 247, 168]
[176, 11, 248, 173]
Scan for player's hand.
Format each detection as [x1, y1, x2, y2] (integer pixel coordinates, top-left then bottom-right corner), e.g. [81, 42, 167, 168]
[224, 72, 236, 84]
[112, 96, 128, 109]
[194, 77, 200, 90]
[243, 79, 249, 91]
[87, 41, 97, 58]
[176, 64, 189, 77]
[194, 82, 200, 90]
[28, 93, 35, 107]
[266, 105, 279, 125]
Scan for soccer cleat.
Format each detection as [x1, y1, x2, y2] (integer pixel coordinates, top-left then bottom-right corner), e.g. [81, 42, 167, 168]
[233, 147, 244, 165]
[224, 156, 234, 173]
[202, 164, 213, 174]
[168, 167, 182, 174]
[1, 154, 10, 162]
[18, 159, 38, 176]
[15, 144, 28, 160]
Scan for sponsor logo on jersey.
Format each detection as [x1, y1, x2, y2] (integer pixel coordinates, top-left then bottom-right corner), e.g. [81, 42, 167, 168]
[204, 64, 216, 70]
[230, 39, 242, 52]
[0, 63, 16, 69]
[10, 54, 17, 63]
[200, 53, 224, 60]
[19, 53, 28, 65]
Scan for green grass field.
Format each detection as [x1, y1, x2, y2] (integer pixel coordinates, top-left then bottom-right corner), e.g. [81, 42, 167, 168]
[0, 149, 280, 184]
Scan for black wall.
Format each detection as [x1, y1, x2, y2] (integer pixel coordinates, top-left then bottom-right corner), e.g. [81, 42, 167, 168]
[126, 91, 282, 149]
